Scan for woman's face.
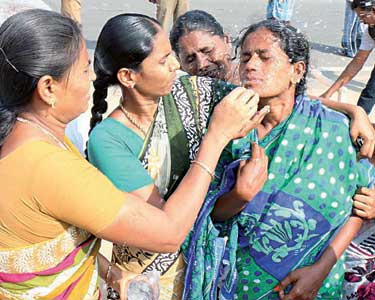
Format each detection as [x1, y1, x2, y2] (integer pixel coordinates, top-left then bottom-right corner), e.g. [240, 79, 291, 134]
[355, 8, 375, 25]
[134, 30, 180, 97]
[239, 28, 296, 98]
[54, 41, 92, 122]
[177, 30, 232, 80]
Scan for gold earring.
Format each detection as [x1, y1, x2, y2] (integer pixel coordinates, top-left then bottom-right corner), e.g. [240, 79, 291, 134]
[291, 78, 301, 85]
[50, 99, 56, 108]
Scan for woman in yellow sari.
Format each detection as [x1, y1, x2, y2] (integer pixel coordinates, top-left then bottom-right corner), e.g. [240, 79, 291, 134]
[0, 9, 260, 300]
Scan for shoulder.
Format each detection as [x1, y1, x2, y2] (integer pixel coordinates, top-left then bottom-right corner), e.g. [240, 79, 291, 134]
[297, 95, 350, 128]
[89, 118, 139, 148]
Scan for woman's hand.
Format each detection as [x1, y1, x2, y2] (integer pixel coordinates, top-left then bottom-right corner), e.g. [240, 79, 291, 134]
[211, 143, 267, 221]
[348, 106, 375, 159]
[274, 263, 328, 300]
[233, 142, 268, 201]
[107, 264, 138, 300]
[353, 186, 375, 219]
[208, 87, 269, 144]
[316, 99, 375, 158]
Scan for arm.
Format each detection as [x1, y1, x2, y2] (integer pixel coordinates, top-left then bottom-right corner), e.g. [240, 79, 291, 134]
[320, 100, 375, 158]
[96, 88, 266, 252]
[320, 50, 371, 100]
[97, 88, 260, 251]
[212, 142, 268, 221]
[275, 216, 363, 300]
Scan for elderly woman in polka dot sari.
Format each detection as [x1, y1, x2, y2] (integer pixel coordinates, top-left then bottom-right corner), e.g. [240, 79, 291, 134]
[181, 20, 375, 300]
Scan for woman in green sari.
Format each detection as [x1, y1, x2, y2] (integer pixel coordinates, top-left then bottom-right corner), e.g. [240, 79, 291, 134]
[182, 19, 375, 300]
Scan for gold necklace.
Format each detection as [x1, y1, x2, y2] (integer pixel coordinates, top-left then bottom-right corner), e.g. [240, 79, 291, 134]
[119, 101, 149, 137]
[16, 117, 68, 150]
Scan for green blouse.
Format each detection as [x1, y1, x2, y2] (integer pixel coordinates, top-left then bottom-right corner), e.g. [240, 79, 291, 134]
[88, 118, 153, 192]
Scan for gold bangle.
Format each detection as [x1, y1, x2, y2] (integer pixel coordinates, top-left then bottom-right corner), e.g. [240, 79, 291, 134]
[191, 160, 215, 180]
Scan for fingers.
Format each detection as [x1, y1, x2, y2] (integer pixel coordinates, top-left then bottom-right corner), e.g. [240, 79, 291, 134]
[353, 207, 370, 218]
[353, 191, 375, 219]
[353, 197, 370, 210]
[251, 105, 270, 124]
[250, 143, 268, 167]
[350, 128, 359, 147]
[238, 89, 260, 118]
[240, 105, 270, 135]
[275, 272, 297, 299]
[356, 186, 375, 196]
[358, 136, 375, 159]
[226, 87, 251, 103]
[251, 142, 262, 160]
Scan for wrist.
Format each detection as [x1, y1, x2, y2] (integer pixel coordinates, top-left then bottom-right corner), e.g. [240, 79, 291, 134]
[352, 105, 366, 119]
[203, 128, 229, 150]
[231, 187, 254, 203]
[315, 255, 336, 278]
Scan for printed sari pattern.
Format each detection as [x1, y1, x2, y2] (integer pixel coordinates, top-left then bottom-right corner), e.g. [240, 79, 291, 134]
[182, 96, 375, 300]
[0, 226, 100, 300]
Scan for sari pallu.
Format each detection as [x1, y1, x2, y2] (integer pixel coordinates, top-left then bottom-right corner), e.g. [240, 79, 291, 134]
[182, 95, 375, 300]
[0, 226, 100, 300]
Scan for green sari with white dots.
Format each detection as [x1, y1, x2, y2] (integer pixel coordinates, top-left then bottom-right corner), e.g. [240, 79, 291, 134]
[182, 95, 375, 300]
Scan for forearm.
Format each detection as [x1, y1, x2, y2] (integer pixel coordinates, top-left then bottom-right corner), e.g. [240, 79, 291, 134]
[212, 191, 249, 221]
[97, 87, 262, 252]
[321, 99, 363, 118]
[315, 216, 362, 274]
[98, 132, 230, 252]
[162, 132, 228, 238]
[323, 53, 368, 98]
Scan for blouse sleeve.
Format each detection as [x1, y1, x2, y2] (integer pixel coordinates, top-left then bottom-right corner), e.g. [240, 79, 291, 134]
[31, 146, 125, 234]
[87, 121, 154, 192]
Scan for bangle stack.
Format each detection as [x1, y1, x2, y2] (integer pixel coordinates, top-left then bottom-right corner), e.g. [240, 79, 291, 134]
[191, 160, 216, 180]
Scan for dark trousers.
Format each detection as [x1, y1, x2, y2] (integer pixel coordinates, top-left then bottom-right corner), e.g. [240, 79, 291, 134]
[358, 66, 375, 114]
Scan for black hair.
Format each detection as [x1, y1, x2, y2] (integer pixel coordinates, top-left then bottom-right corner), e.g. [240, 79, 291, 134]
[0, 9, 82, 146]
[170, 10, 225, 55]
[90, 13, 160, 132]
[351, 0, 375, 10]
[238, 19, 310, 96]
